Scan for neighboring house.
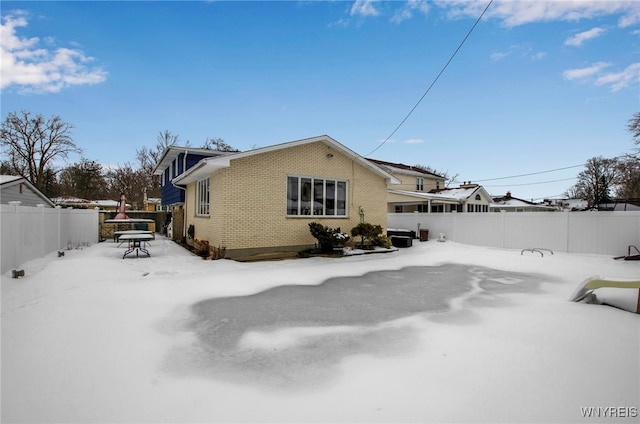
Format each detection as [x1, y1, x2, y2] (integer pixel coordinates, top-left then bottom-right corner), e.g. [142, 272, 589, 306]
[387, 179, 493, 213]
[490, 192, 557, 212]
[597, 200, 640, 211]
[52, 197, 125, 210]
[152, 146, 235, 240]
[367, 159, 445, 193]
[171, 135, 399, 260]
[0, 175, 55, 207]
[143, 197, 162, 211]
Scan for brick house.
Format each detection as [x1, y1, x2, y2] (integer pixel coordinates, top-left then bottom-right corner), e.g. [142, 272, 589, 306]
[171, 135, 399, 260]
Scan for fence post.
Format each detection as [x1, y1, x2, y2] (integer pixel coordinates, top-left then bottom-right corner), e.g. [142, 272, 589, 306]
[8, 202, 22, 272]
[37, 204, 46, 258]
[564, 210, 570, 253]
[56, 206, 62, 250]
[500, 210, 506, 248]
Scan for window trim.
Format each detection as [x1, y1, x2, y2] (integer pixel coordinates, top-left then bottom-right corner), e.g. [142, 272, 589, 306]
[195, 177, 210, 216]
[287, 175, 348, 217]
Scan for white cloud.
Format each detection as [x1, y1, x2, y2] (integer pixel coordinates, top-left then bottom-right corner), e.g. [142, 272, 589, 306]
[563, 61, 639, 92]
[350, 0, 380, 18]
[595, 63, 640, 92]
[0, 11, 107, 94]
[404, 138, 425, 144]
[391, 0, 430, 24]
[562, 62, 611, 80]
[564, 27, 606, 46]
[490, 50, 511, 61]
[438, 0, 640, 28]
[490, 44, 545, 62]
[531, 51, 546, 61]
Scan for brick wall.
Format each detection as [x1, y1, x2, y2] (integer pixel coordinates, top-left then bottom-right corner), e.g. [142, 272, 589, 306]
[184, 141, 389, 258]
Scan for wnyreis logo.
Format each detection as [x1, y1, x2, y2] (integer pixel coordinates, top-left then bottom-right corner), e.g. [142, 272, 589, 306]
[580, 406, 638, 418]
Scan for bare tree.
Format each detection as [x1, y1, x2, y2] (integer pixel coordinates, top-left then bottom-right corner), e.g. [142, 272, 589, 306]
[202, 137, 239, 152]
[104, 163, 147, 209]
[571, 156, 621, 208]
[0, 111, 81, 191]
[58, 158, 107, 200]
[618, 112, 640, 198]
[616, 157, 640, 199]
[627, 112, 640, 147]
[135, 130, 183, 199]
[413, 164, 458, 188]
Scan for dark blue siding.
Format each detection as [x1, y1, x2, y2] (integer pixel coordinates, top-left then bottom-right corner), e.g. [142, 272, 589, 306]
[160, 152, 218, 207]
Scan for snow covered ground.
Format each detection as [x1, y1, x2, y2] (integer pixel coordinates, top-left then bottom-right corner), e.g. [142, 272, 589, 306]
[2, 237, 639, 423]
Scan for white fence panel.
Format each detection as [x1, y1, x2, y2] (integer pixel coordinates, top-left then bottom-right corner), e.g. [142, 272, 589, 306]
[1, 205, 99, 274]
[567, 212, 640, 255]
[387, 211, 640, 256]
[503, 213, 569, 252]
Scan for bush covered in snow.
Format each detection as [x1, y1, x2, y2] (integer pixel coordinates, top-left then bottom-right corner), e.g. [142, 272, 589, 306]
[308, 222, 350, 253]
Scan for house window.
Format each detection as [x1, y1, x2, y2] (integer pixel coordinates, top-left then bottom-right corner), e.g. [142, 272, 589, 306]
[196, 177, 210, 216]
[395, 205, 404, 213]
[287, 176, 347, 217]
[475, 194, 481, 201]
[416, 177, 424, 191]
[417, 204, 429, 213]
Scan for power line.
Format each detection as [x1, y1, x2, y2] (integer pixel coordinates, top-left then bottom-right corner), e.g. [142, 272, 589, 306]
[482, 176, 578, 187]
[471, 164, 585, 183]
[366, 0, 493, 156]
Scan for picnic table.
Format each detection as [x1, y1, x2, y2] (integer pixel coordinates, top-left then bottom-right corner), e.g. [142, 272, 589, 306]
[119, 234, 153, 259]
[114, 229, 154, 243]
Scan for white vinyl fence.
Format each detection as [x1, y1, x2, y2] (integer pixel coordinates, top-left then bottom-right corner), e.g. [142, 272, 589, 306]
[388, 211, 640, 257]
[1, 204, 99, 274]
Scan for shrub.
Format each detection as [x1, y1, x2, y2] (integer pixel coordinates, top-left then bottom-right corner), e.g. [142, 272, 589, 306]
[350, 223, 390, 249]
[194, 239, 210, 258]
[308, 222, 350, 253]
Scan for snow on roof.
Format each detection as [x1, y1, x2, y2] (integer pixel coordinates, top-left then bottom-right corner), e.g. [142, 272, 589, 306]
[491, 198, 534, 207]
[0, 175, 23, 184]
[389, 189, 471, 203]
[366, 159, 444, 178]
[431, 186, 479, 200]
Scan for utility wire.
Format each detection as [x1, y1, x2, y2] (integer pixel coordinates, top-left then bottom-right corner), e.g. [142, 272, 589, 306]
[470, 164, 585, 182]
[366, 0, 493, 157]
[483, 177, 578, 187]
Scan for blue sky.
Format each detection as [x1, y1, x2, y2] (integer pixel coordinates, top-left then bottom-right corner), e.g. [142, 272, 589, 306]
[1, 1, 638, 201]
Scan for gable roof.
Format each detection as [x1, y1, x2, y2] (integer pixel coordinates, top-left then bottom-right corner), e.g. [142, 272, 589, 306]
[152, 146, 235, 175]
[389, 184, 491, 204]
[0, 175, 56, 207]
[366, 158, 444, 179]
[173, 135, 401, 185]
[491, 194, 556, 211]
